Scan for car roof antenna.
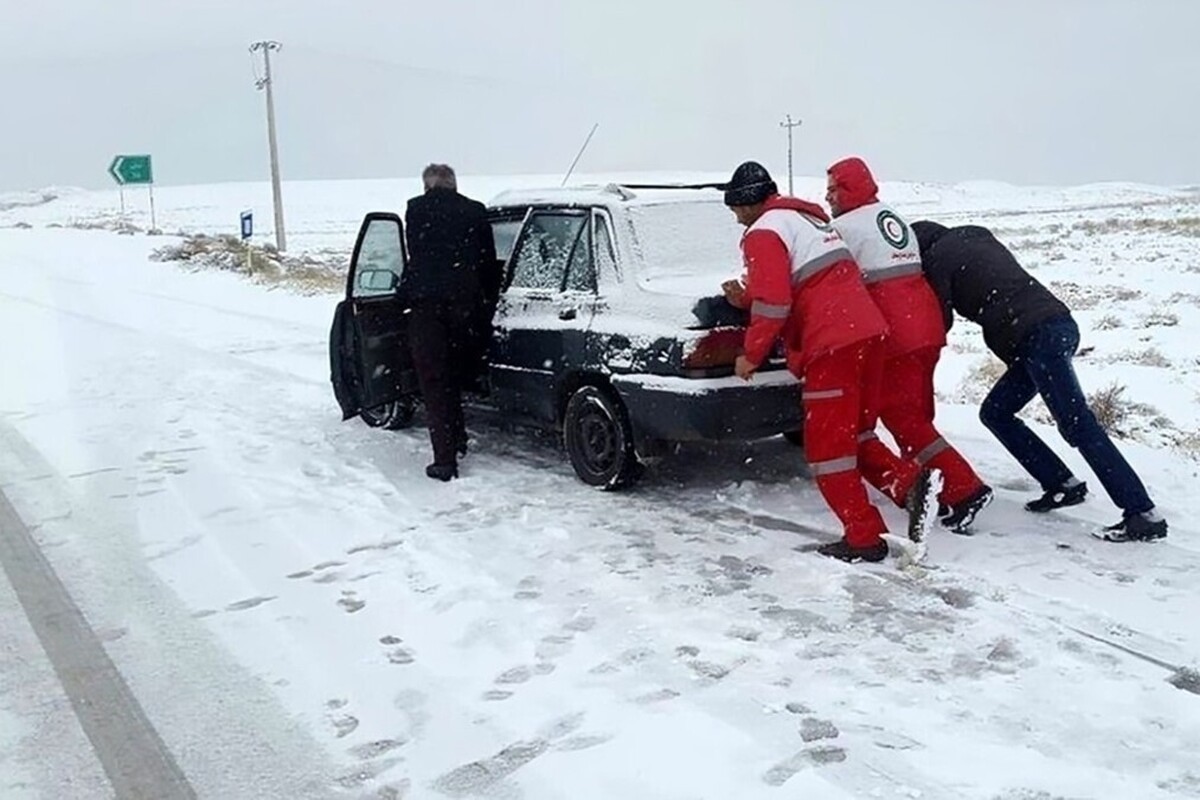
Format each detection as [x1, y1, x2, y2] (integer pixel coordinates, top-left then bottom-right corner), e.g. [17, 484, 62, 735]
[561, 122, 599, 187]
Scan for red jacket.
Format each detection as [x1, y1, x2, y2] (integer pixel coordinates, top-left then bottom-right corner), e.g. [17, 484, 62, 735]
[741, 195, 888, 375]
[827, 158, 946, 358]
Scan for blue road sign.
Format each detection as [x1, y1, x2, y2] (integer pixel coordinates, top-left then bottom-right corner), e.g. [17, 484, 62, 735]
[240, 211, 253, 241]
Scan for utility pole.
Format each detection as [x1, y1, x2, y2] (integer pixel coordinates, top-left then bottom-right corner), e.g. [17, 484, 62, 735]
[251, 40, 287, 252]
[779, 114, 802, 196]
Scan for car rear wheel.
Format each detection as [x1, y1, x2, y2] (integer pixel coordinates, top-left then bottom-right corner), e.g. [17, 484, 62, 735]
[360, 398, 416, 430]
[563, 385, 641, 490]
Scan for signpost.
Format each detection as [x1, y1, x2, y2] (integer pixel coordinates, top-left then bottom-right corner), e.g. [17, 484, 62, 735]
[108, 155, 156, 231]
[240, 211, 254, 272]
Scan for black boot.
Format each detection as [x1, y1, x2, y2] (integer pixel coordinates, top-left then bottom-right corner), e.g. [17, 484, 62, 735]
[425, 462, 458, 482]
[905, 468, 943, 544]
[816, 539, 889, 564]
[941, 485, 994, 534]
[1094, 511, 1168, 542]
[1025, 481, 1087, 513]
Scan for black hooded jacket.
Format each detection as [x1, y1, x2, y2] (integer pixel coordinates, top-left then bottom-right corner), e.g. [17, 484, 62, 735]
[912, 222, 1071, 363]
[403, 188, 500, 306]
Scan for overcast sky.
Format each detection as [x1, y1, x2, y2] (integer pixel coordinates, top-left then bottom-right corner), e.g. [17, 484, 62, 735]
[1, 0, 1197, 192]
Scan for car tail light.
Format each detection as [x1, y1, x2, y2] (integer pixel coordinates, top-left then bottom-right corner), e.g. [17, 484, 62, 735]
[682, 328, 744, 373]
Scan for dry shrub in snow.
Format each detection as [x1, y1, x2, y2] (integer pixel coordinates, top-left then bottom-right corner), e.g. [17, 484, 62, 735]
[151, 234, 345, 295]
[1140, 309, 1180, 328]
[957, 356, 1008, 403]
[1073, 216, 1200, 237]
[1093, 314, 1124, 331]
[1050, 281, 1143, 311]
[1178, 431, 1200, 462]
[1086, 381, 1167, 439]
[1133, 347, 1171, 368]
[1088, 382, 1133, 434]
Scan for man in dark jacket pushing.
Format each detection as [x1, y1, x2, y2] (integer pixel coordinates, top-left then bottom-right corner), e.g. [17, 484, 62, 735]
[913, 221, 1167, 542]
[403, 164, 499, 481]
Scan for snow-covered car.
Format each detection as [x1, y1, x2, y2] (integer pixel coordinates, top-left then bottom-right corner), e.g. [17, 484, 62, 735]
[329, 184, 802, 488]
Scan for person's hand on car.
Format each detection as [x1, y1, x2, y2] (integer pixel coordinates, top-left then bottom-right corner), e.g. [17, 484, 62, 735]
[734, 355, 756, 381]
[722, 279, 747, 309]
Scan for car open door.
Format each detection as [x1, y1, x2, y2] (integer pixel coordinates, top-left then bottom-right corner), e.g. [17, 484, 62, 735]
[329, 213, 412, 420]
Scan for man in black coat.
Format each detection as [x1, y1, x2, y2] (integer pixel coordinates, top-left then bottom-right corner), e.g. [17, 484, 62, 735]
[913, 221, 1167, 542]
[403, 164, 499, 481]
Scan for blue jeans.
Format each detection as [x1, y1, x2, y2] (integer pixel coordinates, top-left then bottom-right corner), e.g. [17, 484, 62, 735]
[979, 316, 1153, 516]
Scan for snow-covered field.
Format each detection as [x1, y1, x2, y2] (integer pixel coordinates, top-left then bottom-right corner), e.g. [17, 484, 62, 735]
[1, 175, 1199, 799]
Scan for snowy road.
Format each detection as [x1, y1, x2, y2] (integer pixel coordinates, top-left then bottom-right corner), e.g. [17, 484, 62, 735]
[2, 189, 1200, 799]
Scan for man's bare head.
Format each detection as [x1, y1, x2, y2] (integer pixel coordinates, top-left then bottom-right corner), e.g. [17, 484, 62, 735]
[422, 163, 457, 192]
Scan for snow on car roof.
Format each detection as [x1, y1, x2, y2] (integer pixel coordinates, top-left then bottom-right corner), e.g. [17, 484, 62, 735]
[488, 184, 726, 209]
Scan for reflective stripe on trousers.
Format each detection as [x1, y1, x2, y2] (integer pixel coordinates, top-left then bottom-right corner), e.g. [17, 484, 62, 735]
[916, 436, 950, 466]
[802, 388, 844, 401]
[808, 455, 858, 476]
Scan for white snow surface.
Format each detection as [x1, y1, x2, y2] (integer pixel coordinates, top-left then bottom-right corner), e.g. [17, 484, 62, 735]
[1, 174, 1199, 799]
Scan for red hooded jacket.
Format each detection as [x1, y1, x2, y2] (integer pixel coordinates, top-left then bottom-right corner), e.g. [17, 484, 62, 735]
[827, 158, 946, 357]
[740, 194, 887, 375]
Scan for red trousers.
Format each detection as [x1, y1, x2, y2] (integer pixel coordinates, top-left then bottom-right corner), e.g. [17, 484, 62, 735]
[870, 346, 984, 506]
[802, 337, 899, 548]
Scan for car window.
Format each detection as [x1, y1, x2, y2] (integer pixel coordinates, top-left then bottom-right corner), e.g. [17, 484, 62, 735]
[491, 218, 524, 262]
[594, 212, 617, 282]
[353, 217, 404, 298]
[509, 212, 586, 291]
[564, 221, 595, 292]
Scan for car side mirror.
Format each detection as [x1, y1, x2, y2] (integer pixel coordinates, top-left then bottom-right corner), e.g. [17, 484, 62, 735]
[358, 268, 399, 293]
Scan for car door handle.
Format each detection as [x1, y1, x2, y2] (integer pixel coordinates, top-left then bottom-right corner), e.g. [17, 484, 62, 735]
[558, 307, 577, 321]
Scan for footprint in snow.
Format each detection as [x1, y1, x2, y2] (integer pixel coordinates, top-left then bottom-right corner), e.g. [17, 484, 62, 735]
[633, 688, 680, 705]
[387, 648, 415, 665]
[799, 718, 840, 742]
[726, 625, 762, 642]
[563, 615, 597, 633]
[338, 593, 366, 614]
[762, 746, 848, 786]
[688, 660, 731, 681]
[226, 596, 275, 612]
[535, 634, 574, 661]
[332, 715, 359, 738]
[495, 666, 532, 685]
[348, 738, 406, 760]
[514, 576, 542, 600]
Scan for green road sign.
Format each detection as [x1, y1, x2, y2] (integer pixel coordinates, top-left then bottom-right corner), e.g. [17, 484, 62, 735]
[108, 155, 153, 186]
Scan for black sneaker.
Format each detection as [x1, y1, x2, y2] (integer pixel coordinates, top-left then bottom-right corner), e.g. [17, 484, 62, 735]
[1094, 512, 1168, 542]
[425, 463, 459, 482]
[941, 485, 994, 534]
[905, 468, 944, 544]
[1025, 481, 1087, 513]
[817, 539, 889, 563]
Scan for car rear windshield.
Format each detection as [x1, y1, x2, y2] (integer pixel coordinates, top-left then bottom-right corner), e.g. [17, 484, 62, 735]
[625, 201, 746, 284]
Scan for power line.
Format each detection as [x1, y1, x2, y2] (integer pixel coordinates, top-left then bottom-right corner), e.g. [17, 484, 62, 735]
[250, 40, 286, 252]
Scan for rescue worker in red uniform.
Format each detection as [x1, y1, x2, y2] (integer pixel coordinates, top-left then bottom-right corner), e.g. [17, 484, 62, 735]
[721, 161, 935, 563]
[826, 157, 993, 532]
